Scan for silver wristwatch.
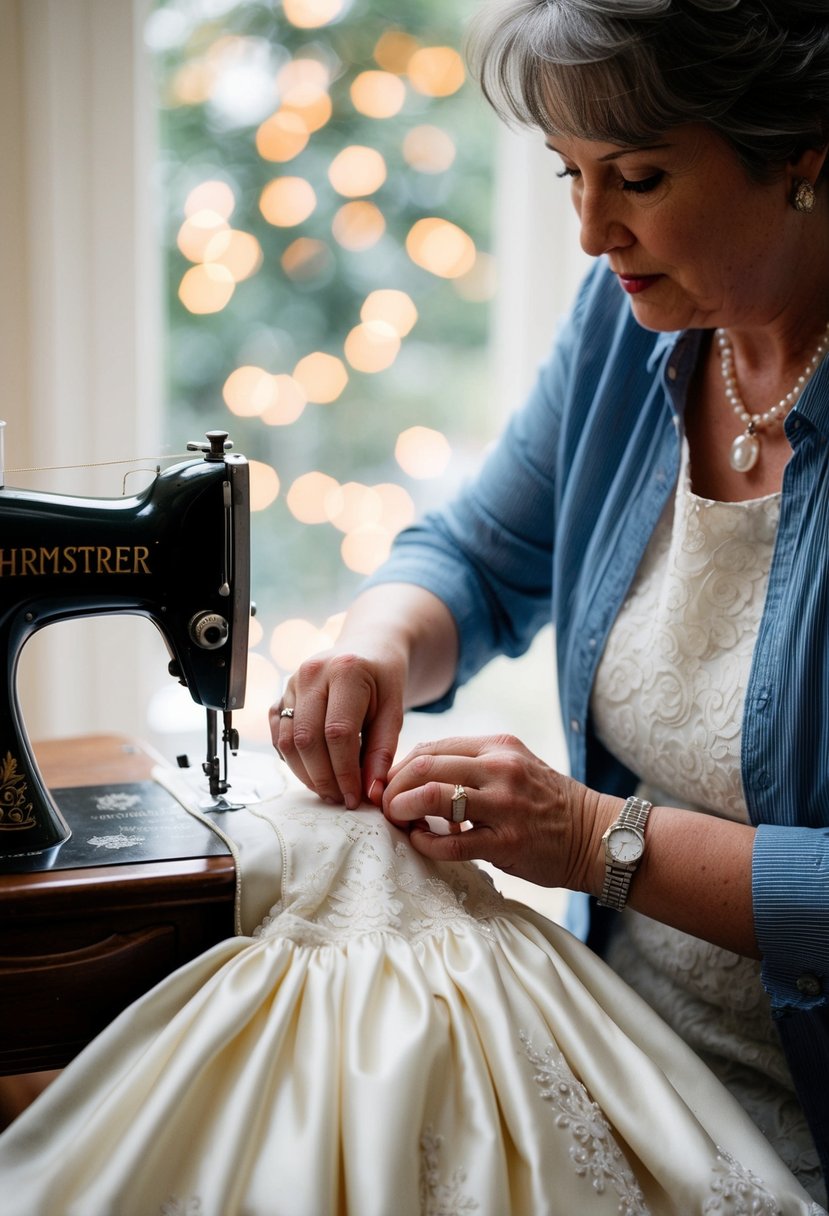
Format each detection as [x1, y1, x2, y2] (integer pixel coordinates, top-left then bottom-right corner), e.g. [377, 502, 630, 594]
[598, 796, 653, 911]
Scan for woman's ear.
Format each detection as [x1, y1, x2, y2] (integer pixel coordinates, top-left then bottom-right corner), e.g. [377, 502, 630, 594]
[789, 141, 829, 187]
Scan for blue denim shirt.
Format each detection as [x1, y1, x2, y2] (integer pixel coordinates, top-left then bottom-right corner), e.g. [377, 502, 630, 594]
[367, 259, 829, 1168]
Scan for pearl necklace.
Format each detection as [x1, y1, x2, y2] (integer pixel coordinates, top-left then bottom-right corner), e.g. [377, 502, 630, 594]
[716, 323, 829, 472]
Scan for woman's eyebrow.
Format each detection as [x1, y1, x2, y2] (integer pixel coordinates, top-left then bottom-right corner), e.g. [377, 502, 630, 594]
[544, 142, 672, 160]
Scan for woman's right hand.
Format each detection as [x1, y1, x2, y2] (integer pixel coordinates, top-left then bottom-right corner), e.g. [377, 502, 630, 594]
[270, 640, 407, 811]
[270, 583, 459, 810]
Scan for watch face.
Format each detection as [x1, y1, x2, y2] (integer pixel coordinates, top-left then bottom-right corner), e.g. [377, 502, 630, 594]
[607, 825, 644, 865]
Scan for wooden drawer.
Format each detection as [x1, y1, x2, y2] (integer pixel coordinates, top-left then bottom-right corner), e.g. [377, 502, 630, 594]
[0, 735, 235, 1073]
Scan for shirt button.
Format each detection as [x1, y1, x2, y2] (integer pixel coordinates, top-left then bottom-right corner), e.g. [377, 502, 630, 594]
[796, 973, 822, 998]
[570, 719, 580, 734]
[667, 365, 678, 381]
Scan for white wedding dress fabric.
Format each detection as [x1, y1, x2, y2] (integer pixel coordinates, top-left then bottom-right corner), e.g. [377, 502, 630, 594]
[0, 770, 823, 1215]
[592, 438, 825, 1201]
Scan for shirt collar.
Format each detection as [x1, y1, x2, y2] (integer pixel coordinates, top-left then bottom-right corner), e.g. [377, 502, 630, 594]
[791, 357, 829, 440]
[646, 328, 702, 420]
[645, 330, 679, 372]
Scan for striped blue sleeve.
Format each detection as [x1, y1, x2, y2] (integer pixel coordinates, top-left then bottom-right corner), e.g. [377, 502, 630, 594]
[754, 824, 829, 1014]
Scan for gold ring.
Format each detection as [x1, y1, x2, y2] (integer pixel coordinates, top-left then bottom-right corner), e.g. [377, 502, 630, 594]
[451, 784, 467, 823]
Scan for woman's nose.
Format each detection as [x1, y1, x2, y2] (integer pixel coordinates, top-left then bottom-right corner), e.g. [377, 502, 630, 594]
[576, 189, 634, 258]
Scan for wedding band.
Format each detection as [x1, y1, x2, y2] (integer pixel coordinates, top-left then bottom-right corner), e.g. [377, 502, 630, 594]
[280, 707, 295, 719]
[451, 784, 467, 823]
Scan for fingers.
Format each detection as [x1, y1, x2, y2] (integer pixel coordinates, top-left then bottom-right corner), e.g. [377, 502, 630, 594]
[305, 674, 367, 809]
[270, 654, 404, 809]
[272, 681, 365, 809]
[384, 749, 480, 827]
[380, 733, 568, 884]
[387, 735, 487, 783]
[360, 696, 405, 806]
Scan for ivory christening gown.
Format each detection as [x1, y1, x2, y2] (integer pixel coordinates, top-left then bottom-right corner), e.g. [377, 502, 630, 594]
[0, 777, 822, 1216]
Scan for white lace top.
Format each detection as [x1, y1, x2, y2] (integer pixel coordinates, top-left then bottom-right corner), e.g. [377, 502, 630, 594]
[591, 439, 824, 1199]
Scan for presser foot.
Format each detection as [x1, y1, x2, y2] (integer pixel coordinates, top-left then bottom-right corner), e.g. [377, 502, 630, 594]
[174, 709, 248, 811]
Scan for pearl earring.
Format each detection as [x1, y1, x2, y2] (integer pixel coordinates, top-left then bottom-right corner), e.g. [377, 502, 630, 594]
[791, 177, 817, 213]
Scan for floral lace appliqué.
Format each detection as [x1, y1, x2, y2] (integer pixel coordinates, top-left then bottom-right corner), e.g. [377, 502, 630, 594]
[419, 1127, 479, 1215]
[160, 1198, 201, 1216]
[519, 1032, 650, 1215]
[704, 1149, 795, 1214]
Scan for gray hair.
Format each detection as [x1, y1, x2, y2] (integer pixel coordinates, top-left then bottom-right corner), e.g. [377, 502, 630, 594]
[468, 0, 829, 180]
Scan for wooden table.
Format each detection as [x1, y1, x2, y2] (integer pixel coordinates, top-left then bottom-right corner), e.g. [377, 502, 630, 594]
[0, 735, 236, 1075]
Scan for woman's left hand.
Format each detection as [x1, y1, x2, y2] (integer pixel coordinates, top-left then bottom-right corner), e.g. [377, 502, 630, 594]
[382, 734, 620, 895]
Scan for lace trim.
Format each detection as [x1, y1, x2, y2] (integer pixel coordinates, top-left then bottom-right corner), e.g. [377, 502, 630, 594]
[519, 1032, 650, 1215]
[704, 1150, 795, 1214]
[160, 1200, 201, 1216]
[419, 1127, 480, 1215]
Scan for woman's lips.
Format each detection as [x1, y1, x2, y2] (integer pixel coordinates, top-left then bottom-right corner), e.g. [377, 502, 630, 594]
[617, 274, 662, 295]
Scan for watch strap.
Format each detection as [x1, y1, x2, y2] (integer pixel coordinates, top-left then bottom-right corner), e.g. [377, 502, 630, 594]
[598, 795, 653, 911]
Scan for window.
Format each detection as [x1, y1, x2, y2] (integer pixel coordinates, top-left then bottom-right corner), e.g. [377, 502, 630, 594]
[146, 0, 500, 750]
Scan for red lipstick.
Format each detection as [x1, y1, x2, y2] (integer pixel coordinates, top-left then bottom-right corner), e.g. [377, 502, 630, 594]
[617, 274, 661, 294]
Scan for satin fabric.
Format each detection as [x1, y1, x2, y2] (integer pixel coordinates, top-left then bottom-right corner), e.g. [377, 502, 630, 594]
[0, 781, 822, 1215]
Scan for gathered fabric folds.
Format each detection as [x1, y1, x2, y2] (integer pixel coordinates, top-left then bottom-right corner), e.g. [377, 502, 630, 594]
[0, 785, 823, 1216]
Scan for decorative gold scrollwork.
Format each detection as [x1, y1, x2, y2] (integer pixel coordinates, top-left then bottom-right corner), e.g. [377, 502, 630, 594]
[0, 751, 36, 829]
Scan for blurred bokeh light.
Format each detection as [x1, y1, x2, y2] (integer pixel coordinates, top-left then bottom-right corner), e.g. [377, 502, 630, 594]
[395, 426, 452, 479]
[332, 201, 386, 250]
[293, 352, 348, 403]
[328, 146, 387, 198]
[282, 0, 344, 31]
[350, 71, 406, 118]
[406, 217, 476, 279]
[407, 47, 465, 97]
[259, 176, 317, 226]
[402, 125, 456, 174]
[344, 321, 400, 373]
[178, 262, 235, 313]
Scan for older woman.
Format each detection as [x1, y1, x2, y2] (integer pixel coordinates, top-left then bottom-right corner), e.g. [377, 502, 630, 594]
[273, 0, 829, 1202]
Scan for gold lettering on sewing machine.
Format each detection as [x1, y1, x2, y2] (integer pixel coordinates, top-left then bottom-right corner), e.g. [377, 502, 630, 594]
[0, 546, 152, 577]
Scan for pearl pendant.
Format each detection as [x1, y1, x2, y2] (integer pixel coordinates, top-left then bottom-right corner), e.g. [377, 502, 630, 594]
[729, 431, 759, 473]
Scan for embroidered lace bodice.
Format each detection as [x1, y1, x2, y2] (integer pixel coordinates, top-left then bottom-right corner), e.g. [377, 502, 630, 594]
[591, 440, 824, 1199]
[251, 800, 506, 948]
[591, 439, 780, 822]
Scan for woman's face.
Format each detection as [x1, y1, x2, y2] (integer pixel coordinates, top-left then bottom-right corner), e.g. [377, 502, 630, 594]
[548, 124, 818, 334]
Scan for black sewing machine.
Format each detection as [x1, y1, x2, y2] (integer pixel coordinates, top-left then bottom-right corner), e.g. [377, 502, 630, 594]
[0, 430, 250, 872]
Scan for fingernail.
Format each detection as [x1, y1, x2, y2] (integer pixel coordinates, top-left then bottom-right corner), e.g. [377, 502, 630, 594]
[368, 778, 384, 805]
[345, 794, 359, 810]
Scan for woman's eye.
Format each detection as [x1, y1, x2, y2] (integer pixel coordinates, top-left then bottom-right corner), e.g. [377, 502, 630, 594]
[621, 173, 664, 194]
[556, 167, 580, 181]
